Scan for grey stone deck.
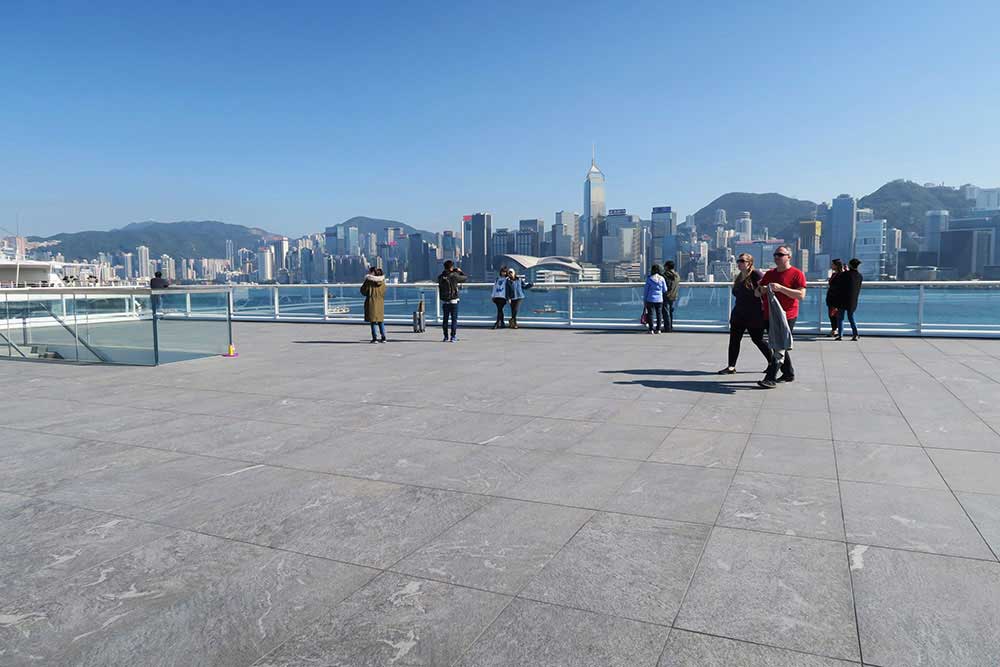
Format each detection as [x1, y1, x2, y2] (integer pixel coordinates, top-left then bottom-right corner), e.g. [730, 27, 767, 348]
[2, 323, 1000, 666]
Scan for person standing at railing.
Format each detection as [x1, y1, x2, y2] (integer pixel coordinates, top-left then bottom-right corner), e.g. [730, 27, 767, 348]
[642, 264, 668, 334]
[756, 246, 807, 388]
[360, 267, 387, 343]
[826, 259, 846, 337]
[718, 253, 771, 374]
[505, 268, 532, 329]
[491, 266, 509, 329]
[437, 260, 467, 342]
[149, 271, 169, 313]
[836, 258, 863, 341]
[663, 260, 681, 332]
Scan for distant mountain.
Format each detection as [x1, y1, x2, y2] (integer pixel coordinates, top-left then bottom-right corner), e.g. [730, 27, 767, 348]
[692, 192, 818, 240]
[858, 179, 974, 244]
[30, 221, 278, 260]
[328, 216, 435, 239]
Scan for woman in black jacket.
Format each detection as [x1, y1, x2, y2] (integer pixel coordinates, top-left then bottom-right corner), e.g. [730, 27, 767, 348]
[825, 259, 845, 337]
[836, 258, 863, 340]
[718, 253, 771, 374]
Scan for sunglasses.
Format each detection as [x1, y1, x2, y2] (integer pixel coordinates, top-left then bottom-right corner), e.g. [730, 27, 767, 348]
[736, 259, 748, 263]
[773, 253, 789, 257]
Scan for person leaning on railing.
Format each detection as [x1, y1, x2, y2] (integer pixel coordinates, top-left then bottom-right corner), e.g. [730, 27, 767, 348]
[662, 261, 681, 332]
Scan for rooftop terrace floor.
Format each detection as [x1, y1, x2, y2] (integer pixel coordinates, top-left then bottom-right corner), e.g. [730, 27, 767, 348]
[3, 323, 1000, 666]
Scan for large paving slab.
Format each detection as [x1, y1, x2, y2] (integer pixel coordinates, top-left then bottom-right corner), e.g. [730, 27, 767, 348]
[3, 322, 1000, 664]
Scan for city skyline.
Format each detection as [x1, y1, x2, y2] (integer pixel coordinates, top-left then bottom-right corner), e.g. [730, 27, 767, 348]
[3, 2, 999, 238]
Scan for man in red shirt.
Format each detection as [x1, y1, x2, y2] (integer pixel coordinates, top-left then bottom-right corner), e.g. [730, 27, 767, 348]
[756, 246, 807, 388]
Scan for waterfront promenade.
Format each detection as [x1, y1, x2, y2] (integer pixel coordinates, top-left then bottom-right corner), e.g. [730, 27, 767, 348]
[2, 323, 1000, 665]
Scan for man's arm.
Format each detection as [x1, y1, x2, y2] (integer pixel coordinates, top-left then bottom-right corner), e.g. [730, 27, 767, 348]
[769, 283, 806, 300]
[453, 271, 468, 284]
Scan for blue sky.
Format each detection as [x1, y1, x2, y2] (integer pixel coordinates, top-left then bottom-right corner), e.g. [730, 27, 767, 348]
[2, 0, 998, 238]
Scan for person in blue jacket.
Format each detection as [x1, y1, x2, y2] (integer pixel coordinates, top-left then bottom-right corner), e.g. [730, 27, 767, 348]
[642, 264, 668, 334]
[505, 269, 532, 329]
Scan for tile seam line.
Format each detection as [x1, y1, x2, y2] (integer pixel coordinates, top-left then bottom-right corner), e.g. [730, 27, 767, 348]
[825, 341, 868, 666]
[865, 342, 1000, 563]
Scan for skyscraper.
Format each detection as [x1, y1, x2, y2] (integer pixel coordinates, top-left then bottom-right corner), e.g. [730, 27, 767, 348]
[651, 206, 677, 265]
[465, 213, 493, 280]
[255, 247, 274, 282]
[924, 210, 950, 255]
[798, 220, 822, 256]
[582, 152, 606, 263]
[736, 212, 752, 242]
[136, 245, 151, 278]
[855, 219, 887, 280]
[518, 219, 544, 256]
[830, 194, 857, 261]
[225, 239, 235, 269]
[274, 237, 290, 270]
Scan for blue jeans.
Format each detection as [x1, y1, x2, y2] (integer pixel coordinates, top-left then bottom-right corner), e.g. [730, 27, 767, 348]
[369, 322, 385, 340]
[442, 302, 458, 338]
[837, 309, 857, 337]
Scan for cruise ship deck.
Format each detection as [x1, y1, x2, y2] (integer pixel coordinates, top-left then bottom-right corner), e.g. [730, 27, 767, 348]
[2, 322, 1000, 666]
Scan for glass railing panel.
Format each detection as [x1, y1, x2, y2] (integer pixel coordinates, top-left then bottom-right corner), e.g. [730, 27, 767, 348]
[75, 292, 154, 364]
[571, 285, 664, 324]
[277, 286, 325, 318]
[232, 286, 276, 317]
[854, 285, 921, 333]
[325, 284, 365, 320]
[451, 285, 494, 322]
[922, 283, 1000, 332]
[673, 285, 732, 327]
[382, 285, 436, 321]
[516, 284, 570, 323]
[17, 293, 97, 362]
[188, 290, 228, 316]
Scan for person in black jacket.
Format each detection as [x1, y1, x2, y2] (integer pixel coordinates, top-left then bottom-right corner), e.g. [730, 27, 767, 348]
[437, 260, 467, 342]
[719, 253, 771, 374]
[836, 258, 863, 340]
[825, 259, 845, 337]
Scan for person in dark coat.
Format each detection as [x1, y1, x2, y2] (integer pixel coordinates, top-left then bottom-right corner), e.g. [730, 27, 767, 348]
[719, 253, 771, 374]
[836, 258, 863, 340]
[825, 259, 845, 337]
[360, 267, 387, 343]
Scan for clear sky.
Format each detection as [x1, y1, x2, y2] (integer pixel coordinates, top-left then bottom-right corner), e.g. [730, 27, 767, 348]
[2, 0, 998, 238]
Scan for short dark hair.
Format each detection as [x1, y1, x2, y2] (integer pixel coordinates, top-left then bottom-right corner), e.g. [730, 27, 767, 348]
[848, 258, 862, 269]
[650, 264, 662, 275]
[154, 271, 162, 278]
[665, 260, 675, 270]
[443, 260, 454, 270]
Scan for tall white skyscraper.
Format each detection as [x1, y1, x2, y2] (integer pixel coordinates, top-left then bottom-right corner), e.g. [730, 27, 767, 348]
[855, 219, 886, 280]
[225, 239, 235, 269]
[736, 212, 752, 242]
[256, 247, 274, 282]
[582, 150, 606, 263]
[136, 245, 151, 278]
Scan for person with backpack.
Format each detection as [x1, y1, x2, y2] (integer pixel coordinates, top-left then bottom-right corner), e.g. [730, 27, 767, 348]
[642, 264, 668, 334]
[437, 260, 467, 342]
[360, 267, 387, 343]
[662, 260, 680, 332]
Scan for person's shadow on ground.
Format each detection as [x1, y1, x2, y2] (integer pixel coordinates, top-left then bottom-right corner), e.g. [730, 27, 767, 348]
[602, 369, 761, 394]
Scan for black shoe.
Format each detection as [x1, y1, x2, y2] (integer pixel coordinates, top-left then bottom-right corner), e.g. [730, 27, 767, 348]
[834, 334, 842, 340]
[379, 337, 387, 343]
[757, 379, 777, 389]
[852, 335, 859, 341]
[777, 374, 795, 383]
[718, 367, 736, 375]
[370, 339, 378, 344]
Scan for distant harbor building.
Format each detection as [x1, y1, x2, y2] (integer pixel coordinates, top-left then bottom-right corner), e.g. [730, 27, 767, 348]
[829, 194, 857, 261]
[714, 209, 727, 226]
[555, 211, 581, 253]
[464, 212, 493, 280]
[255, 247, 274, 282]
[886, 227, 903, 278]
[136, 245, 151, 278]
[855, 219, 887, 280]
[651, 206, 677, 265]
[736, 212, 752, 242]
[924, 210, 950, 255]
[582, 152, 606, 263]
[798, 219, 822, 256]
[963, 185, 1000, 211]
[940, 228, 994, 278]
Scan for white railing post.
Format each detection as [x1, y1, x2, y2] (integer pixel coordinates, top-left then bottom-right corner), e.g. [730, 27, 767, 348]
[273, 286, 280, 320]
[567, 285, 574, 326]
[323, 286, 330, 321]
[185, 292, 192, 318]
[435, 289, 442, 324]
[918, 284, 925, 335]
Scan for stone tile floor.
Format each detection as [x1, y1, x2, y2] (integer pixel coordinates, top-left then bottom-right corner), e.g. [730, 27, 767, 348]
[2, 323, 1000, 666]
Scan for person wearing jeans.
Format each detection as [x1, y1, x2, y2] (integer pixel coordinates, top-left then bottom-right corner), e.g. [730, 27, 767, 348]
[757, 246, 807, 388]
[662, 260, 680, 332]
[642, 264, 668, 334]
[437, 260, 467, 342]
[491, 266, 509, 329]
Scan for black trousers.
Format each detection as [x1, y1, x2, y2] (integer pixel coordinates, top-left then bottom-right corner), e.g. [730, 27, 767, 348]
[664, 300, 675, 331]
[644, 301, 664, 331]
[764, 317, 796, 380]
[728, 322, 770, 368]
[492, 297, 507, 326]
[442, 302, 458, 338]
[509, 298, 522, 322]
